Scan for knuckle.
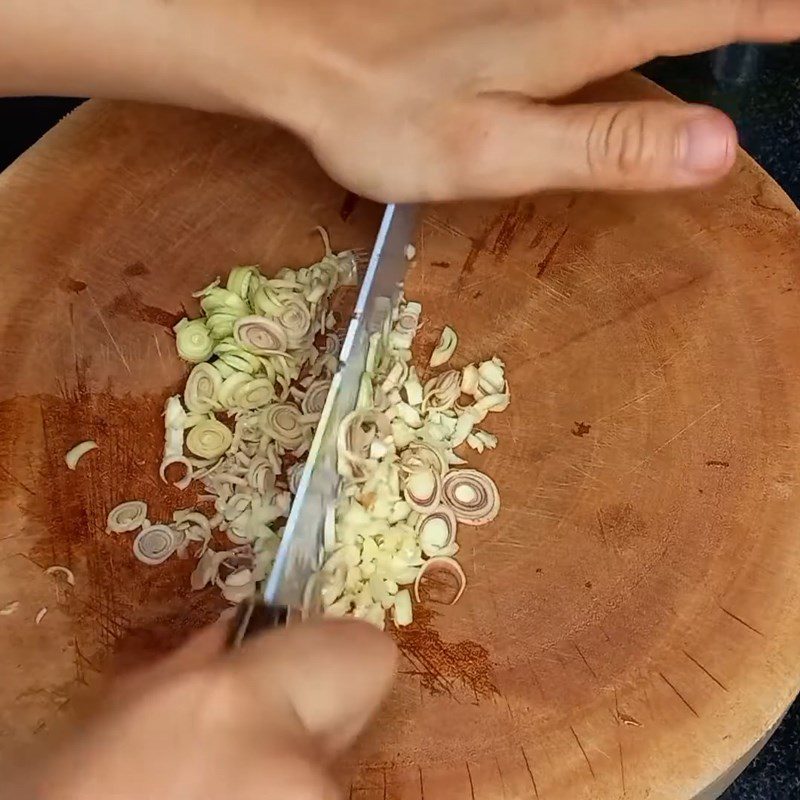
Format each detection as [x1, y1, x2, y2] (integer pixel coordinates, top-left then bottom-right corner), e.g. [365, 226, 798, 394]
[585, 106, 654, 178]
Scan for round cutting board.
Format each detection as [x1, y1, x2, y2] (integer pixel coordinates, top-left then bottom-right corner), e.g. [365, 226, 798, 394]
[0, 75, 798, 799]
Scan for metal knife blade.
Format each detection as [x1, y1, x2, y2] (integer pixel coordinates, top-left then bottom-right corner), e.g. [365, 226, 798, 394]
[263, 203, 418, 615]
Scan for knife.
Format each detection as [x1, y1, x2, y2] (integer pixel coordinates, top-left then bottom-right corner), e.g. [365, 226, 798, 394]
[227, 203, 418, 645]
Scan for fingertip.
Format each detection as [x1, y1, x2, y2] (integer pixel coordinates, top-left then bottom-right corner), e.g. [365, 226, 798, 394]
[677, 107, 738, 178]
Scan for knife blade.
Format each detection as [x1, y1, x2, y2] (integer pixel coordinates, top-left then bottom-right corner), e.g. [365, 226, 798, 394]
[260, 203, 418, 621]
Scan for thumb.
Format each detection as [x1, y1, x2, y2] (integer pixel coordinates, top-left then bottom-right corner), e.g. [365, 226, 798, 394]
[550, 101, 738, 190]
[455, 100, 737, 196]
[226, 618, 397, 756]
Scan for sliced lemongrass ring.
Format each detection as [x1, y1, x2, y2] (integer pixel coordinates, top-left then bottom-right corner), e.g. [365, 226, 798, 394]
[233, 315, 288, 354]
[301, 378, 331, 415]
[418, 506, 457, 557]
[413, 556, 466, 605]
[133, 525, 178, 565]
[403, 467, 441, 514]
[186, 419, 233, 460]
[106, 501, 148, 534]
[442, 468, 499, 526]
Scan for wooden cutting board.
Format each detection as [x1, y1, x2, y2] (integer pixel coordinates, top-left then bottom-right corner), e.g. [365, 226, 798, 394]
[1, 74, 798, 799]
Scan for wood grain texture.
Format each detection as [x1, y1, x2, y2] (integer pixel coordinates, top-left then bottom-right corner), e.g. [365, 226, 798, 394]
[1, 74, 799, 800]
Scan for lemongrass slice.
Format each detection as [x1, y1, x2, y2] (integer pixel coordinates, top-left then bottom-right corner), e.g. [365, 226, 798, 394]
[133, 525, 178, 565]
[429, 326, 458, 368]
[106, 501, 148, 534]
[184, 362, 223, 413]
[461, 364, 479, 395]
[174, 318, 214, 363]
[190, 549, 229, 590]
[301, 379, 331, 415]
[477, 357, 505, 394]
[400, 441, 448, 478]
[260, 403, 306, 449]
[233, 378, 275, 411]
[159, 455, 193, 490]
[423, 370, 461, 411]
[45, 565, 75, 586]
[442, 468, 500, 526]
[65, 440, 97, 470]
[417, 506, 457, 557]
[219, 568, 255, 603]
[322, 333, 340, 357]
[234, 315, 288, 354]
[226, 266, 260, 299]
[218, 372, 252, 409]
[35, 607, 48, 625]
[392, 589, 413, 627]
[1, 601, 20, 616]
[186, 419, 233, 460]
[413, 556, 466, 604]
[403, 467, 442, 514]
[287, 461, 306, 495]
[277, 297, 313, 348]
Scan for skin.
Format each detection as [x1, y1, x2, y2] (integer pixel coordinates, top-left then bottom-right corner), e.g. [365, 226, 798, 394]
[0, 0, 799, 200]
[2, 1, 800, 796]
[10, 620, 397, 800]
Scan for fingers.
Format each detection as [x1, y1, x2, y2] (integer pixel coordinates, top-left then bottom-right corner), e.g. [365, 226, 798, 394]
[228, 619, 397, 755]
[488, 0, 800, 97]
[445, 99, 737, 197]
[590, 0, 800, 80]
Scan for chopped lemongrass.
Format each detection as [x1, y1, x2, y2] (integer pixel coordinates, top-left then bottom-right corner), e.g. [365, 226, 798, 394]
[186, 419, 233, 460]
[392, 589, 413, 626]
[133, 525, 179, 565]
[106, 501, 148, 534]
[45, 565, 75, 586]
[175, 318, 214, 363]
[429, 326, 458, 368]
[442, 468, 500, 526]
[413, 556, 466, 605]
[107, 236, 509, 622]
[1, 601, 20, 617]
[65, 440, 97, 470]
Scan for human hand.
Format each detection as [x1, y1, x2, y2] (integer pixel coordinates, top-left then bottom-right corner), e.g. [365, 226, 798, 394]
[15, 620, 395, 800]
[224, 0, 800, 200]
[3, 1, 800, 202]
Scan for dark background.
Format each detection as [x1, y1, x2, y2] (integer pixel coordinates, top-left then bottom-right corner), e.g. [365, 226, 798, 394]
[1, 42, 798, 800]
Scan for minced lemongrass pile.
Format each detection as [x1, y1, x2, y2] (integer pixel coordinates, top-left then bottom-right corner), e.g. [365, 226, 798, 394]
[103, 233, 510, 628]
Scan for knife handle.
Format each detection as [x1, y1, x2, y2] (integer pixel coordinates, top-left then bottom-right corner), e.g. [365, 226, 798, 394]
[226, 596, 289, 649]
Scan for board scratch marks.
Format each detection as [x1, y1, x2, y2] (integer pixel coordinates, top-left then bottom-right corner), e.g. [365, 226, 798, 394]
[596, 511, 609, 550]
[536, 225, 569, 278]
[570, 725, 596, 779]
[618, 740, 627, 796]
[457, 211, 506, 290]
[465, 762, 476, 800]
[495, 756, 509, 798]
[86, 288, 131, 374]
[682, 650, 729, 691]
[658, 672, 699, 717]
[418, 766, 425, 800]
[574, 642, 599, 682]
[627, 401, 721, 474]
[718, 604, 765, 637]
[0, 461, 35, 496]
[493, 200, 536, 262]
[423, 214, 470, 242]
[521, 747, 540, 800]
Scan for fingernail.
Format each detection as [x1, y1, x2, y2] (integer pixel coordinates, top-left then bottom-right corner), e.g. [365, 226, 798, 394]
[680, 115, 735, 173]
